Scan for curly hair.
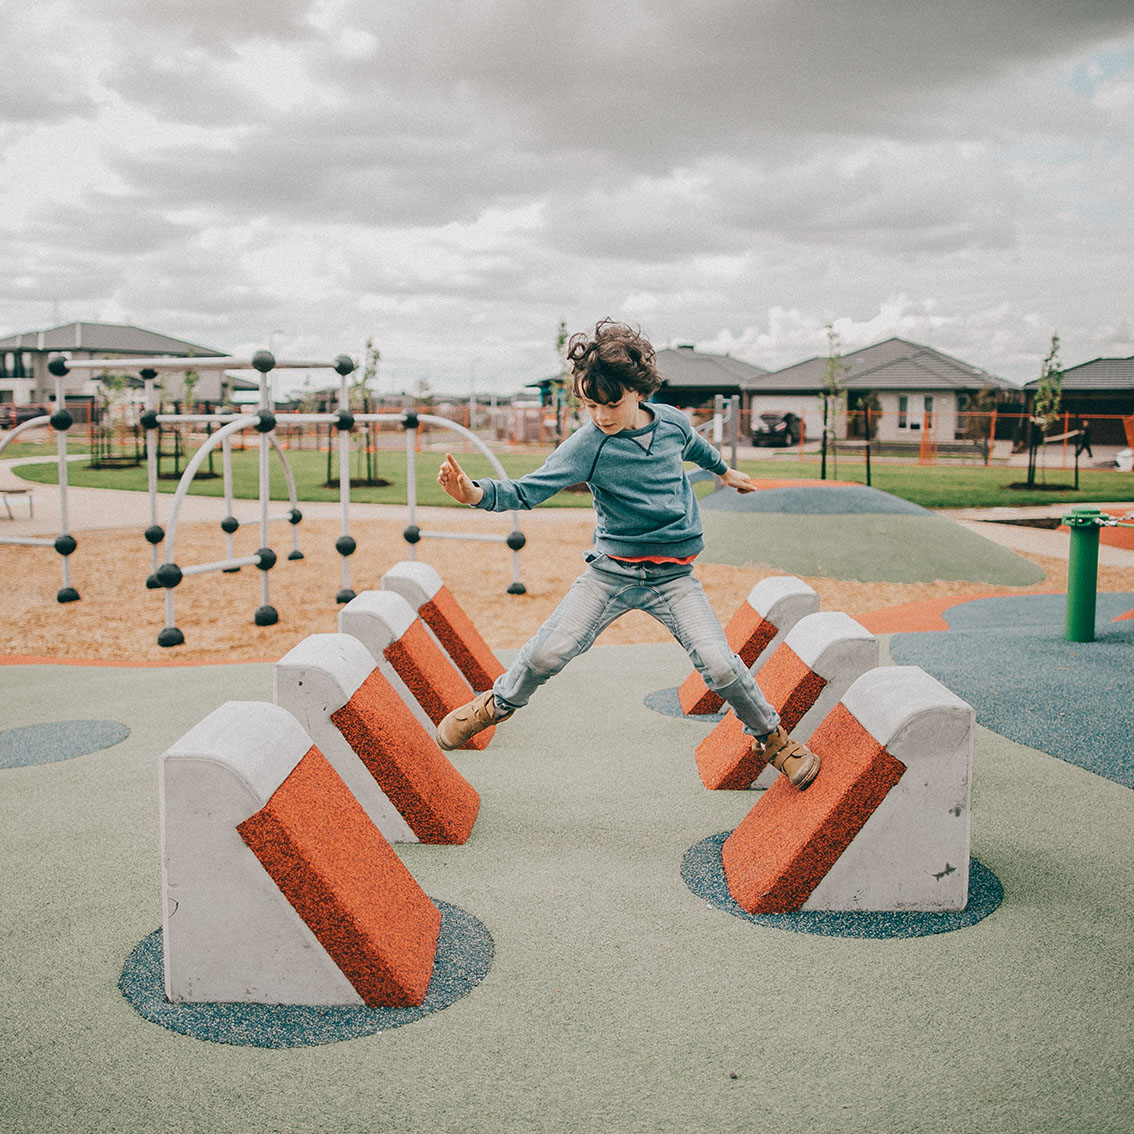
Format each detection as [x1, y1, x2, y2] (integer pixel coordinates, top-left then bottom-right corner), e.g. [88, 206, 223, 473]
[567, 319, 662, 404]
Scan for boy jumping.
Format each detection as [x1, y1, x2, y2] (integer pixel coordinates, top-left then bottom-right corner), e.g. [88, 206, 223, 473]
[435, 319, 820, 789]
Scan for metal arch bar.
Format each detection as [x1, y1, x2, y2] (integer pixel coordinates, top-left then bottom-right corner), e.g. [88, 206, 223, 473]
[0, 535, 56, 548]
[180, 556, 261, 577]
[0, 415, 52, 459]
[162, 417, 257, 565]
[52, 357, 351, 372]
[394, 412, 526, 590]
[415, 530, 517, 543]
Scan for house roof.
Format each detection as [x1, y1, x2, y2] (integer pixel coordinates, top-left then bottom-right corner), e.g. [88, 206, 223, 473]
[655, 345, 769, 388]
[525, 346, 768, 395]
[1022, 356, 1134, 391]
[0, 321, 226, 358]
[746, 337, 1015, 393]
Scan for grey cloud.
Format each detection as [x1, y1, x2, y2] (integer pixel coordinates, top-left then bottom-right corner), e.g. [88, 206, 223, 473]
[107, 55, 271, 127]
[30, 193, 194, 256]
[100, 0, 316, 51]
[326, 0, 1134, 160]
[0, 8, 100, 125]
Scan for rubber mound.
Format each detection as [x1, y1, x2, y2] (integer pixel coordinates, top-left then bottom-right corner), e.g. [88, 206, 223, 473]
[682, 831, 1003, 937]
[890, 593, 1134, 788]
[700, 510, 1046, 585]
[701, 484, 930, 516]
[118, 899, 493, 1048]
[0, 720, 130, 769]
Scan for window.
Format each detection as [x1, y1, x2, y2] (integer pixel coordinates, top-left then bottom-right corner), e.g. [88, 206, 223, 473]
[898, 395, 908, 428]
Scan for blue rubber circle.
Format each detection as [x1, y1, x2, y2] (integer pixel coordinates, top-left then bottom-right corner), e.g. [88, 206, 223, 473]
[643, 687, 727, 723]
[0, 720, 130, 769]
[682, 831, 1003, 938]
[119, 900, 493, 1047]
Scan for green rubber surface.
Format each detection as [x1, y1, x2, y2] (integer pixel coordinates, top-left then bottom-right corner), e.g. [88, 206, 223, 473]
[2, 648, 1130, 1133]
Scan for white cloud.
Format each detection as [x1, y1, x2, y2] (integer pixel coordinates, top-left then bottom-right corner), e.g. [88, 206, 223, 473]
[0, 1, 1132, 395]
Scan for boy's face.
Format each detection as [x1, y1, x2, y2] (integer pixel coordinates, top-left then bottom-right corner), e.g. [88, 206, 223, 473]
[580, 390, 647, 434]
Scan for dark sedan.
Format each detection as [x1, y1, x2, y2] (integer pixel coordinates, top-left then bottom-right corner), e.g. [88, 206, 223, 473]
[751, 411, 800, 446]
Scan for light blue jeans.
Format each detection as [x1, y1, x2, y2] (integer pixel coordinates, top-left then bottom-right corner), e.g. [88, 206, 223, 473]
[494, 554, 780, 738]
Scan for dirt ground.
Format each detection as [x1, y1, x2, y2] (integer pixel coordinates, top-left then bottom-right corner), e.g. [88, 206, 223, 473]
[3, 504, 1123, 665]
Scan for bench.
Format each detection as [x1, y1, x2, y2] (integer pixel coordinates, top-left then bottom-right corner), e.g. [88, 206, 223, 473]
[0, 488, 33, 519]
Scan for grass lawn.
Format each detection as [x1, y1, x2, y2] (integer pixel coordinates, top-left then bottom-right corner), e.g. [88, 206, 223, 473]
[753, 456, 1134, 509]
[6, 438, 1133, 510]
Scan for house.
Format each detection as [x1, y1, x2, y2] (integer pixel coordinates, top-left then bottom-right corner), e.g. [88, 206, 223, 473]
[1021, 356, 1134, 446]
[525, 344, 767, 413]
[742, 337, 1022, 445]
[652, 344, 769, 410]
[0, 322, 246, 417]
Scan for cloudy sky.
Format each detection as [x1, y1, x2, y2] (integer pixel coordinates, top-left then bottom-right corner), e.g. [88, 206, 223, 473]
[2, 1, 1133, 397]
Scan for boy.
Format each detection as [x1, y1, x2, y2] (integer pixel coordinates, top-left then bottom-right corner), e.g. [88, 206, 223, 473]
[435, 319, 820, 789]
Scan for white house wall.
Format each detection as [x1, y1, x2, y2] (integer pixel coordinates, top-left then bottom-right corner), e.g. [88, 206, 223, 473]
[0, 379, 36, 405]
[876, 392, 960, 442]
[747, 391, 961, 443]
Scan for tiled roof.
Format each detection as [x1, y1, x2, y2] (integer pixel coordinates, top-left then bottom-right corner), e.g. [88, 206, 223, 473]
[1023, 356, 1134, 391]
[745, 337, 1015, 393]
[0, 322, 226, 357]
[656, 346, 769, 388]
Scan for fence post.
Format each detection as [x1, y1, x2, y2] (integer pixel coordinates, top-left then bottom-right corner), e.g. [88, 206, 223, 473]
[864, 406, 872, 487]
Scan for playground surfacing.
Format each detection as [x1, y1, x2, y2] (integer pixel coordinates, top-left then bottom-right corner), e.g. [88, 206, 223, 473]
[1, 481, 1132, 1131]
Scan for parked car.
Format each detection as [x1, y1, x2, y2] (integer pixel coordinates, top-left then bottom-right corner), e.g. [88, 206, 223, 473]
[751, 411, 800, 447]
[2, 404, 50, 428]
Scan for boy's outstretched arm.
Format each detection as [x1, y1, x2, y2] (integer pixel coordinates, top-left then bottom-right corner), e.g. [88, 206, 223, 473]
[438, 453, 484, 505]
[720, 467, 757, 493]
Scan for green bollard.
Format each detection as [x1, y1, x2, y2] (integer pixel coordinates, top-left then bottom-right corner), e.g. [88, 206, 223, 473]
[1063, 505, 1101, 642]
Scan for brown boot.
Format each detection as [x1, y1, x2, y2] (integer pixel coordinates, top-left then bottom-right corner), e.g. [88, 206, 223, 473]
[436, 690, 513, 751]
[753, 726, 820, 790]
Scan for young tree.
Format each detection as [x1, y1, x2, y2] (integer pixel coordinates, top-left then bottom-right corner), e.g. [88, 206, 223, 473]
[1028, 334, 1063, 487]
[351, 338, 382, 484]
[963, 386, 999, 463]
[181, 367, 199, 412]
[92, 370, 130, 467]
[551, 319, 570, 443]
[820, 323, 850, 480]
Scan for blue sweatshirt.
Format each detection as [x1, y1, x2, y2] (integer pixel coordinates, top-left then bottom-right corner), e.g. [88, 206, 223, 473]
[473, 402, 728, 559]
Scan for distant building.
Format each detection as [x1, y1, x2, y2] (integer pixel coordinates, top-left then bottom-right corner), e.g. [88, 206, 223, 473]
[743, 337, 1022, 444]
[525, 344, 768, 414]
[1022, 356, 1133, 445]
[0, 322, 249, 413]
[652, 344, 769, 409]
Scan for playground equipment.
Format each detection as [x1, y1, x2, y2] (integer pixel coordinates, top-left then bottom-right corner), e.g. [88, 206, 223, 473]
[160, 700, 441, 1006]
[721, 665, 974, 913]
[380, 560, 505, 691]
[1062, 504, 1134, 642]
[677, 576, 819, 716]
[49, 350, 355, 645]
[275, 632, 479, 844]
[338, 590, 494, 750]
[695, 610, 878, 791]
[0, 363, 81, 603]
[157, 570, 503, 1006]
[12, 349, 528, 647]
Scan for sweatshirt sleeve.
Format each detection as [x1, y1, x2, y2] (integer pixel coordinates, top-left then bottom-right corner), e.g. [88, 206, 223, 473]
[473, 428, 598, 512]
[681, 421, 729, 475]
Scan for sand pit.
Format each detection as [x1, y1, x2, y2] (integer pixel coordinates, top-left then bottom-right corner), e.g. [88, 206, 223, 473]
[1, 502, 1117, 664]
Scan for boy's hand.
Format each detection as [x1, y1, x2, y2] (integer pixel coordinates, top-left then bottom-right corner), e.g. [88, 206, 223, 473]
[438, 453, 484, 505]
[720, 468, 757, 494]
